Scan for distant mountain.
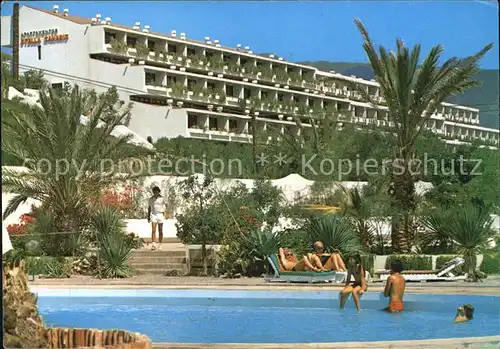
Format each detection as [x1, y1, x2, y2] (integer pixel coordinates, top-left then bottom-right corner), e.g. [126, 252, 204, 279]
[301, 61, 499, 129]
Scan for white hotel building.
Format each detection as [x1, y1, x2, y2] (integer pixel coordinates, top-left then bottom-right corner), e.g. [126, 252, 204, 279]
[1, 5, 498, 146]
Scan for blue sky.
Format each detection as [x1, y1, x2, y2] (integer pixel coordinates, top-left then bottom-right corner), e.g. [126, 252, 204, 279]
[2, 1, 498, 69]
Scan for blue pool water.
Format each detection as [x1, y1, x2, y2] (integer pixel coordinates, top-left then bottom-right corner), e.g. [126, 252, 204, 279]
[34, 288, 500, 343]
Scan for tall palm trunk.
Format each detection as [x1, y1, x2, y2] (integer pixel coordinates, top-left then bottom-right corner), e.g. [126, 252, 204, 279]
[390, 155, 416, 253]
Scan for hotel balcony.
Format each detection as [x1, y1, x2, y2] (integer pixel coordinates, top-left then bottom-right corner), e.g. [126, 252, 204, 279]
[185, 109, 308, 143]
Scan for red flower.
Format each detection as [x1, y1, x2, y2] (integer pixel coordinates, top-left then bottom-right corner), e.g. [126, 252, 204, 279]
[7, 223, 27, 236]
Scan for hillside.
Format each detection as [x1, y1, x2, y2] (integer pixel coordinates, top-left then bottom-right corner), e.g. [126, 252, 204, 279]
[301, 61, 499, 129]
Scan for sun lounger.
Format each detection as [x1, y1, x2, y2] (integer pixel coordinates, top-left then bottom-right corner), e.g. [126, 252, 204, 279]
[264, 254, 347, 283]
[375, 257, 466, 282]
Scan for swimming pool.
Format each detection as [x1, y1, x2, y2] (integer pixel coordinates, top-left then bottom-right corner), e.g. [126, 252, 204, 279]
[34, 288, 500, 344]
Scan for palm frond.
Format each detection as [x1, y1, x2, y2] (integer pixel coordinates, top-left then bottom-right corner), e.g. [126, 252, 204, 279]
[2, 194, 28, 220]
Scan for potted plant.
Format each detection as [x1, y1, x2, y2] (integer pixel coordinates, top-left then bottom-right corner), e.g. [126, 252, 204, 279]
[135, 42, 150, 59]
[109, 37, 127, 54]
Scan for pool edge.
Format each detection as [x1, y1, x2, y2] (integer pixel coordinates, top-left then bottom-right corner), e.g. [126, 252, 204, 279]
[152, 335, 500, 348]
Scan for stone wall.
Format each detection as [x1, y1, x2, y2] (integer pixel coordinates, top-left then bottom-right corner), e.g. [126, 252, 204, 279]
[45, 328, 152, 349]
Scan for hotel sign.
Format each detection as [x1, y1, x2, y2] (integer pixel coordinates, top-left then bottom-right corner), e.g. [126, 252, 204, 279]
[21, 28, 69, 45]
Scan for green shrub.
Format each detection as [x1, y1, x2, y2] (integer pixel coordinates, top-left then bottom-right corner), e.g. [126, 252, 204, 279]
[385, 255, 432, 270]
[303, 215, 363, 254]
[480, 252, 500, 274]
[360, 254, 375, 276]
[280, 229, 310, 257]
[436, 255, 465, 275]
[25, 256, 71, 278]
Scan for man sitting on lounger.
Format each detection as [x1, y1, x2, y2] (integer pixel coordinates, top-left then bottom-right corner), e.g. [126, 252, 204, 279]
[308, 241, 347, 272]
[383, 259, 406, 312]
[278, 248, 323, 272]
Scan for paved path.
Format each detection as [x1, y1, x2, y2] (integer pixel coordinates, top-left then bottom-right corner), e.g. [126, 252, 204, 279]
[30, 274, 500, 295]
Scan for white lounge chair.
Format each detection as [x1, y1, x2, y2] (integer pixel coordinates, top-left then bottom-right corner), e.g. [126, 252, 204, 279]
[264, 254, 371, 284]
[375, 257, 466, 282]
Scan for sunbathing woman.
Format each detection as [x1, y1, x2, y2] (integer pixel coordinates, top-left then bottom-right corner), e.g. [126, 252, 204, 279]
[279, 248, 322, 272]
[340, 253, 367, 312]
[308, 241, 347, 272]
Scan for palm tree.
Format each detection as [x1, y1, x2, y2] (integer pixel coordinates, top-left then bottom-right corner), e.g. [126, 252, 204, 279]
[264, 110, 350, 177]
[423, 206, 495, 277]
[338, 185, 374, 250]
[354, 18, 493, 252]
[1, 85, 150, 251]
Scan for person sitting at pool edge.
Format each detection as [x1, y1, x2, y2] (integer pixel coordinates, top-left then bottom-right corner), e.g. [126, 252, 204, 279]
[308, 241, 347, 272]
[278, 248, 323, 272]
[340, 253, 368, 312]
[454, 304, 474, 323]
[383, 259, 406, 313]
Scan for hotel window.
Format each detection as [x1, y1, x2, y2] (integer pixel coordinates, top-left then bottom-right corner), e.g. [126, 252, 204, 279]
[167, 44, 177, 54]
[126, 36, 137, 48]
[229, 119, 238, 130]
[293, 95, 299, 103]
[187, 48, 196, 57]
[226, 85, 234, 97]
[223, 55, 230, 63]
[308, 99, 314, 107]
[209, 117, 217, 129]
[240, 58, 248, 66]
[188, 115, 197, 128]
[277, 93, 284, 101]
[145, 72, 156, 85]
[205, 51, 213, 60]
[147, 40, 156, 52]
[104, 31, 115, 44]
[187, 79, 197, 89]
[256, 61, 263, 68]
[166, 76, 177, 86]
[51, 82, 63, 93]
[244, 88, 251, 99]
[261, 91, 268, 99]
[37, 45, 42, 60]
[207, 82, 216, 91]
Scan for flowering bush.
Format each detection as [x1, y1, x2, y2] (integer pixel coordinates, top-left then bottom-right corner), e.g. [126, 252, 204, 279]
[6, 223, 27, 237]
[99, 184, 145, 218]
[123, 232, 144, 250]
[238, 212, 263, 233]
[7, 214, 35, 237]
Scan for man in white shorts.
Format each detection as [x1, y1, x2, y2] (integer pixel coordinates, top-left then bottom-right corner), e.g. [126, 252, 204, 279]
[147, 186, 167, 250]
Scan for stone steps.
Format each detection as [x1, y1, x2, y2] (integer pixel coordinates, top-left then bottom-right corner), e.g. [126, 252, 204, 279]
[129, 256, 186, 263]
[130, 250, 185, 257]
[128, 245, 187, 275]
[134, 268, 185, 275]
[129, 263, 185, 269]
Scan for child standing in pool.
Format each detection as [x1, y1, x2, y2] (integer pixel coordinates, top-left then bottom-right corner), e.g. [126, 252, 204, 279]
[383, 259, 406, 312]
[340, 253, 367, 312]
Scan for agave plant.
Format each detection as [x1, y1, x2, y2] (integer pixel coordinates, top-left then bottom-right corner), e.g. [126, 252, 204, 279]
[91, 206, 133, 278]
[303, 214, 362, 254]
[423, 206, 495, 277]
[246, 230, 282, 262]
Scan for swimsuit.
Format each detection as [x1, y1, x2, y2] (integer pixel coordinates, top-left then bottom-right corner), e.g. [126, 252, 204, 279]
[388, 300, 404, 312]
